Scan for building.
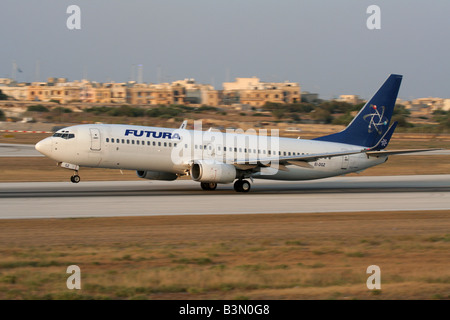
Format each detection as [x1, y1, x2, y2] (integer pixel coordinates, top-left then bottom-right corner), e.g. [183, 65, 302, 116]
[0, 83, 28, 100]
[126, 83, 175, 105]
[222, 77, 301, 107]
[337, 94, 364, 105]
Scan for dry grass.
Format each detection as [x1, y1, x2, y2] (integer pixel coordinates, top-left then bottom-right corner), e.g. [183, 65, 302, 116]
[0, 211, 449, 300]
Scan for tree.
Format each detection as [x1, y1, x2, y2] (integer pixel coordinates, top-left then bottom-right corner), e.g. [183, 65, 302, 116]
[0, 89, 8, 100]
[27, 105, 49, 112]
[311, 108, 333, 123]
[392, 104, 412, 128]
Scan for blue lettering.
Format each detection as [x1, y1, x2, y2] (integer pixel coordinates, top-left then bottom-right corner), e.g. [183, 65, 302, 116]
[153, 131, 162, 139]
[125, 129, 180, 139]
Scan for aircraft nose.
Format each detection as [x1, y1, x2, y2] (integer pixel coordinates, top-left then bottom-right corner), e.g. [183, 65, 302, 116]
[35, 137, 52, 157]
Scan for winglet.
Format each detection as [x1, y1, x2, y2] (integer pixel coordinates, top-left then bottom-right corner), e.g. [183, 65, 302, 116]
[179, 120, 187, 130]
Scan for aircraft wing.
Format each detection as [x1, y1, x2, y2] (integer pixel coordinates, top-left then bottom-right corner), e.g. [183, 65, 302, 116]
[232, 147, 442, 170]
[233, 148, 368, 169]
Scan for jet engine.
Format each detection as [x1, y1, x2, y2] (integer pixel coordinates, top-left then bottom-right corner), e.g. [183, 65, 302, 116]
[190, 161, 236, 184]
[136, 170, 178, 181]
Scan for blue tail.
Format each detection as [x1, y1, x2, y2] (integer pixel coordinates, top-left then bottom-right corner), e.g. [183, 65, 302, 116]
[314, 74, 403, 147]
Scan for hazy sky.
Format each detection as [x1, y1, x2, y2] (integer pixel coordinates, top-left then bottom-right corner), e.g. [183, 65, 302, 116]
[1, 0, 449, 100]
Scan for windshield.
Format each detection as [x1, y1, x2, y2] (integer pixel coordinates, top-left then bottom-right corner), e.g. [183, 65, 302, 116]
[53, 132, 75, 139]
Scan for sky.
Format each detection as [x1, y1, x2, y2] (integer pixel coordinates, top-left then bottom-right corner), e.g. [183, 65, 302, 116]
[1, 0, 449, 100]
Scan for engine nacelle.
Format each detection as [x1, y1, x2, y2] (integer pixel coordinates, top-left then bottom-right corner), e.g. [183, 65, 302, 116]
[190, 161, 236, 184]
[136, 170, 178, 181]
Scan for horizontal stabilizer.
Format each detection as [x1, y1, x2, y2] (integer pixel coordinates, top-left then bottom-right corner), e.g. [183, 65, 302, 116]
[366, 148, 443, 157]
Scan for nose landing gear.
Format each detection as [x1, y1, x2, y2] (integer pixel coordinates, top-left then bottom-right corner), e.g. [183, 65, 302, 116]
[58, 162, 81, 184]
[70, 171, 81, 183]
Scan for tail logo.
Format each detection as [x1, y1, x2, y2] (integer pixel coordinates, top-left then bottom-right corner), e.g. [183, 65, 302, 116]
[363, 105, 388, 134]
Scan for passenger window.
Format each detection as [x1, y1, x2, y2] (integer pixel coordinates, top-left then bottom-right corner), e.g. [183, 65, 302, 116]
[106, 138, 109, 143]
[127, 140, 130, 144]
[158, 142, 161, 146]
[164, 142, 167, 147]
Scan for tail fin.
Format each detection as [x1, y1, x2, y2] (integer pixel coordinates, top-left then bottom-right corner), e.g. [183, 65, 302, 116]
[369, 121, 397, 151]
[314, 74, 403, 147]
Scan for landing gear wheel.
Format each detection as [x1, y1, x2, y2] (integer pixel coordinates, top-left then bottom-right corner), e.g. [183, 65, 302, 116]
[200, 182, 217, 191]
[234, 180, 251, 193]
[70, 175, 81, 183]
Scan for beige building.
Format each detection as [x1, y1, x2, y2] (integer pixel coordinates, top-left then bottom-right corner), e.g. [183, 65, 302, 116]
[105, 82, 127, 104]
[443, 99, 450, 111]
[222, 77, 300, 106]
[411, 97, 444, 112]
[0, 84, 28, 100]
[126, 83, 175, 105]
[338, 95, 364, 105]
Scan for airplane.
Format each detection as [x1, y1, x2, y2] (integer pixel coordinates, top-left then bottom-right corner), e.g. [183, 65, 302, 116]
[35, 74, 439, 192]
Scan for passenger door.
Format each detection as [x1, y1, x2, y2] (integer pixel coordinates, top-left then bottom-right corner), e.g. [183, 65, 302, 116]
[89, 128, 101, 151]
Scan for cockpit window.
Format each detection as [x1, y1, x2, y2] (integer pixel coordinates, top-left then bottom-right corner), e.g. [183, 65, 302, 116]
[53, 132, 75, 139]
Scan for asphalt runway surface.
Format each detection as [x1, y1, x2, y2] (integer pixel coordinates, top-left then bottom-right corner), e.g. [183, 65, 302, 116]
[0, 175, 449, 219]
[0, 143, 44, 157]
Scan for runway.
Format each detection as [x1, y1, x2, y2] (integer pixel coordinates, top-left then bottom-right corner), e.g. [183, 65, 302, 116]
[0, 143, 43, 157]
[0, 175, 449, 219]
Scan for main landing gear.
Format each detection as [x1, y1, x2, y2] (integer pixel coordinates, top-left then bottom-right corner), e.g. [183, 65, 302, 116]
[200, 182, 217, 190]
[70, 171, 81, 183]
[234, 179, 251, 193]
[199, 180, 251, 192]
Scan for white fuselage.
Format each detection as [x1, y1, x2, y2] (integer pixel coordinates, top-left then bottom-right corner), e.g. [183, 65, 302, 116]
[36, 124, 387, 182]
